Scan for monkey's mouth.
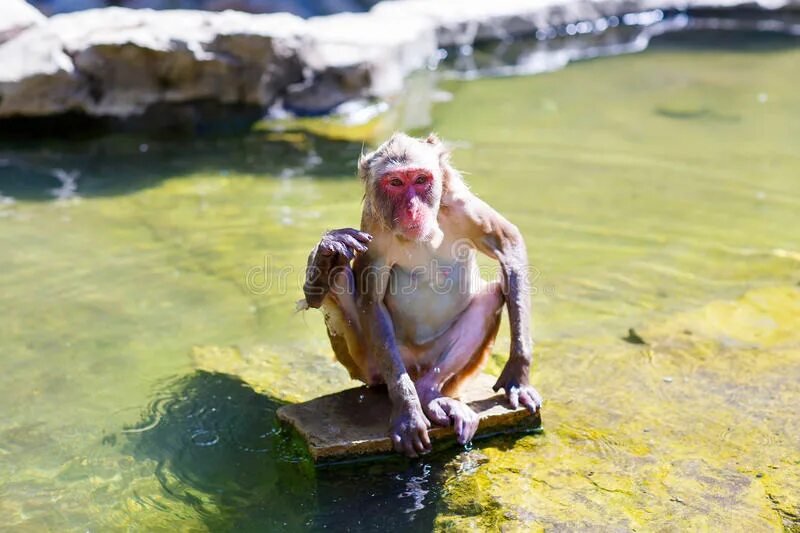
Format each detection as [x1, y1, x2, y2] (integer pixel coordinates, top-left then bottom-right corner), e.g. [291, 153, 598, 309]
[398, 222, 435, 242]
[402, 223, 425, 234]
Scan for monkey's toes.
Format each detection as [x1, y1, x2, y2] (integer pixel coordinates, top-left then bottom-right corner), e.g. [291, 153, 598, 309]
[427, 397, 479, 444]
[453, 408, 479, 445]
[422, 398, 451, 427]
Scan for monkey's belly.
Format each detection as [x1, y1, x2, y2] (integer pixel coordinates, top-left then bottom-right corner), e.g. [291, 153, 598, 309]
[385, 265, 474, 346]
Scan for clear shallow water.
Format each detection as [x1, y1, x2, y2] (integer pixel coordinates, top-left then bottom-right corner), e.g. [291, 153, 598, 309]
[1, 31, 799, 530]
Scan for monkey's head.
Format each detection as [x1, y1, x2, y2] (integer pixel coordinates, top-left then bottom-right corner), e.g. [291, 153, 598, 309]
[359, 133, 451, 242]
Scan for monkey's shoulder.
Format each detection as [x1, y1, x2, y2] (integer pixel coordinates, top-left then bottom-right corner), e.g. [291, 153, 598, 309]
[439, 189, 504, 238]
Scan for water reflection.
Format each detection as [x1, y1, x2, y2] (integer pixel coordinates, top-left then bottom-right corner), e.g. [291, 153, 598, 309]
[0, 134, 362, 201]
[443, 13, 800, 79]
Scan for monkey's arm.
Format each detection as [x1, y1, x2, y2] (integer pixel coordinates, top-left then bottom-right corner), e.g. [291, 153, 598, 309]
[460, 194, 542, 413]
[354, 253, 432, 457]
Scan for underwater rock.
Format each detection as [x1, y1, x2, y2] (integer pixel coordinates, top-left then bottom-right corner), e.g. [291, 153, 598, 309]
[622, 327, 647, 344]
[277, 373, 542, 463]
[190, 344, 352, 404]
[0, 0, 45, 44]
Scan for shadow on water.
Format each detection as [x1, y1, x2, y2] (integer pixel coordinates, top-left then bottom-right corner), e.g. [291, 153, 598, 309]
[0, 133, 363, 201]
[122, 371, 463, 532]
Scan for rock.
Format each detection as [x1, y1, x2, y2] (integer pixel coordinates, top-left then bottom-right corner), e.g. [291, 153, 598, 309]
[58, 8, 306, 116]
[277, 373, 542, 463]
[284, 12, 436, 114]
[0, 27, 86, 116]
[0, 5, 439, 120]
[0, 0, 45, 44]
[2, 0, 800, 127]
[0, 8, 307, 118]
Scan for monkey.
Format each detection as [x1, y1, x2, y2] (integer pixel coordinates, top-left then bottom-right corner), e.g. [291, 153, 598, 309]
[302, 133, 541, 457]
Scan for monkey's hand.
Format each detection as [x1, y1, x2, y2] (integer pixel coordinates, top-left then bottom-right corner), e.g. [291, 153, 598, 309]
[303, 228, 372, 308]
[389, 400, 431, 458]
[317, 228, 372, 262]
[493, 358, 543, 414]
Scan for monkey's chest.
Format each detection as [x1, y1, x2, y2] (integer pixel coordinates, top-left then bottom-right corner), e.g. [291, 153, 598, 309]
[384, 261, 474, 345]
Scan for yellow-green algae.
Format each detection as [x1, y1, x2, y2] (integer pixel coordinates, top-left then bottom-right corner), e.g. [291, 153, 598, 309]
[436, 286, 800, 531]
[1, 32, 799, 530]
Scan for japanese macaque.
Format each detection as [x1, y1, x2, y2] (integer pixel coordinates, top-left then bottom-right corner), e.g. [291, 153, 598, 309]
[303, 133, 541, 457]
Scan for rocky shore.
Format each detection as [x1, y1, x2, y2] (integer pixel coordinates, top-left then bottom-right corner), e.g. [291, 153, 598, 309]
[1, 0, 798, 131]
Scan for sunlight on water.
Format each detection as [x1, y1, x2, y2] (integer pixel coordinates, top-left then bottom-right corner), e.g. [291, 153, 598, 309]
[0, 31, 799, 530]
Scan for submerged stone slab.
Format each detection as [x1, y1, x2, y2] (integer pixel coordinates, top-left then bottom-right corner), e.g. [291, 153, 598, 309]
[277, 373, 542, 464]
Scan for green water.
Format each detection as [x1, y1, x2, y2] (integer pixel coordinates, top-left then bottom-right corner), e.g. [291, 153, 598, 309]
[1, 32, 799, 531]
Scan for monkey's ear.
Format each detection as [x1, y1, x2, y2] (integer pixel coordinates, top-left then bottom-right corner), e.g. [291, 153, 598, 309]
[425, 132, 451, 166]
[425, 133, 441, 146]
[358, 150, 373, 181]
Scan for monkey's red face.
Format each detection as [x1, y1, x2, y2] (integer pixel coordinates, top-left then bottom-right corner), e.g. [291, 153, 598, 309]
[380, 168, 439, 241]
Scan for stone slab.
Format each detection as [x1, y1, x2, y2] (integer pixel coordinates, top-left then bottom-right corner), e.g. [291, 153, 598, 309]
[277, 373, 542, 464]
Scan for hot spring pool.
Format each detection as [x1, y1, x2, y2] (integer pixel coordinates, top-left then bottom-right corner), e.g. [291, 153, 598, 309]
[1, 30, 799, 530]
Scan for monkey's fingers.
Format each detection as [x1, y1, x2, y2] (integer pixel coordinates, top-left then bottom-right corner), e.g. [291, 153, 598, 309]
[317, 242, 336, 257]
[391, 434, 403, 454]
[403, 437, 419, 458]
[317, 231, 370, 263]
[420, 427, 431, 450]
[340, 228, 373, 243]
[329, 228, 372, 244]
[413, 432, 431, 455]
[355, 231, 373, 243]
[392, 432, 416, 457]
[331, 241, 355, 260]
[337, 233, 368, 254]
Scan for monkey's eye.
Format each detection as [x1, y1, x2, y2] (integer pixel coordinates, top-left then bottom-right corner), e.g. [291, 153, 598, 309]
[389, 178, 404, 187]
[414, 175, 427, 185]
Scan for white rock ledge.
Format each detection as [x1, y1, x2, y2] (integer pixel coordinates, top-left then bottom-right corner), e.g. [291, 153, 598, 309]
[0, 0, 45, 45]
[0, 0, 797, 126]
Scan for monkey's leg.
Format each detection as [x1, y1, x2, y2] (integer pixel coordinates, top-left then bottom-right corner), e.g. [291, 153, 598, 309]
[319, 267, 382, 385]
[413, 281, 504, 444]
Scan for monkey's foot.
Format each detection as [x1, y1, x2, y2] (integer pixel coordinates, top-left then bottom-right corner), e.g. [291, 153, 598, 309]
[422, 396, 479, 445]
